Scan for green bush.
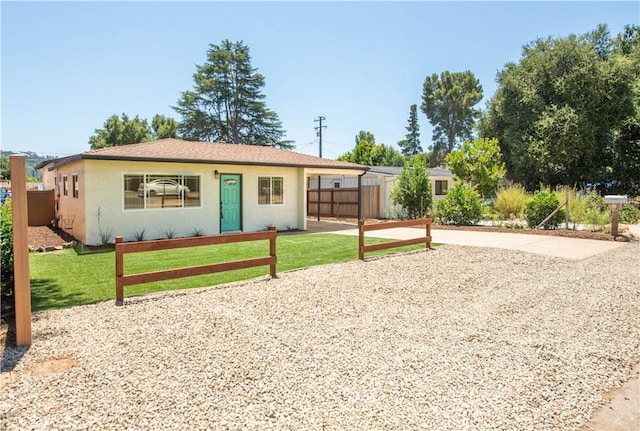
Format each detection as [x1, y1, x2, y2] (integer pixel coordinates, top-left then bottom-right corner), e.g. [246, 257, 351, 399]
[493, 185, 528, 219]
[1, 200, 14, 297]
[434, 182, 483, 225]
[524, 189, 565, 229]
[620, 203, 639, 224]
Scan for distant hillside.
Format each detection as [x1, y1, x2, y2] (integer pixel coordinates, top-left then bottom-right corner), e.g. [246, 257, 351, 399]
[1, 150, 57, 180]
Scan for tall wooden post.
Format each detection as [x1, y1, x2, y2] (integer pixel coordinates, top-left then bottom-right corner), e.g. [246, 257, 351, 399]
[611, 204, 620, 237]
[10, 155, 32, 346]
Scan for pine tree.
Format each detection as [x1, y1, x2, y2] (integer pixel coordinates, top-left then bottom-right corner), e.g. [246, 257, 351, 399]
[173, 40, 290, 148]
[397, 104, 422, 156]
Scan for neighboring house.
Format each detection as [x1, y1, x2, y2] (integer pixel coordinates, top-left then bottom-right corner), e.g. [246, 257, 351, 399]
[37, 138, 367, 245]
[308, 166, 455, 218]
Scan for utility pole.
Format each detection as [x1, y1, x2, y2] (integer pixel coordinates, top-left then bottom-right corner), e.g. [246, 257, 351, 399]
[314, 116, 326, 158]
[314, 116, 326, 221]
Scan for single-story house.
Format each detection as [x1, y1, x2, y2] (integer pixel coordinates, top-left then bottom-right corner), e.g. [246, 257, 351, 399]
[37, 138, 367, 245]
[308, 165, 455, 218]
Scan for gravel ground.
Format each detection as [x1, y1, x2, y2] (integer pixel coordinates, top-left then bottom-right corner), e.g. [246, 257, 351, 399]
[2, 243, 639, 430]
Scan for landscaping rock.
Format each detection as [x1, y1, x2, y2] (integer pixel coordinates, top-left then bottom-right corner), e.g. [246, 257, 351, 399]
[2, 243, 638, 430]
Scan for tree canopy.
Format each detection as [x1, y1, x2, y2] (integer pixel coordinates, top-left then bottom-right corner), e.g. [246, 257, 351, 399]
[444, 138, 506, 198]
[479, 24, 640, 194]
[421, 71, 483, 166]
[88, 113, 153, 150]
[337, 131, 404, 166]
[173, 39, 291, 149]
[151, 114, 180, 139]
[397, 104, 422, 156]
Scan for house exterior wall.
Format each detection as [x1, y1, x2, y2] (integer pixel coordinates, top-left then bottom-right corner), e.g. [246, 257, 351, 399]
[41, 159, 87, 241]
[78, 160, 306, 245]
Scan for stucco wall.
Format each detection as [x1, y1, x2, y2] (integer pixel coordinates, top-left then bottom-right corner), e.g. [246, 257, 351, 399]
[81, 160, 304, 245]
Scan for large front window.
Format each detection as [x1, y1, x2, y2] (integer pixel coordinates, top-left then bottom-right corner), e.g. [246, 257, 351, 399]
[124, 174, 201, 209]
[258, 176, 284, 205]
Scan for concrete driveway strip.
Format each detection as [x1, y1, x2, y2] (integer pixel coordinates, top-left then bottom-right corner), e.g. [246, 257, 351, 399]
[319, 225, 625, 260]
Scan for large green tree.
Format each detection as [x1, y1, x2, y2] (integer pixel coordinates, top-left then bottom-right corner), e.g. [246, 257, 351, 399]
[397, 104, 422, 156]
[151, 114, 180, 139]
[173, 39, 290, 149]
[480, 24, 639, 193]
[337, 131, 404, 166]
[444, 138, 506, 198]
[88, 113, 153, 149]
[421, 71, 483, 166]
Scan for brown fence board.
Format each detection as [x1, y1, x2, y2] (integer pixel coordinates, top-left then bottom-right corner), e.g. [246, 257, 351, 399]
[359, 218, 432, 260]
[115, 227, 277, 305]
[27, 189, 55, 226]
[307, 186, 379, 218]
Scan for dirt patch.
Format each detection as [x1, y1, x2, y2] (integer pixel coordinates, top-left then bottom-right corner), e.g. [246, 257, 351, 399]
[28, 226, 76, 251]
[30, 357, 78, 377]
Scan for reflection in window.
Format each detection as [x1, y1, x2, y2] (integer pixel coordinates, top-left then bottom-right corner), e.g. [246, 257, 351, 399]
[258, 176, 284, 205]
[124, 174, 201, 210]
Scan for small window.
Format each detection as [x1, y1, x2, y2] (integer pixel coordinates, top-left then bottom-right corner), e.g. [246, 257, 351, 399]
[258, 176, 284, 205]
[435, 180, 448, 195]
[333, 181, 341, 188]
[72, 174, 79, 198]
[62, 175, 68, 196]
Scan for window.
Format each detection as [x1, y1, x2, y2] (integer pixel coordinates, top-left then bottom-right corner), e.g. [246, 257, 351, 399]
[258, 176, 284, 205]
[435, 180, 448, 195]
[72, 174, 79, 198]
[333, 181, 341, 188]
[123, 174, 201, 210]
[62, 175, 68, 196]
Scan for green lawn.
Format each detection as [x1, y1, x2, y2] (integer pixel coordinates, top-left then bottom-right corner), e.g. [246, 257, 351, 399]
[29, 233, 429, 311]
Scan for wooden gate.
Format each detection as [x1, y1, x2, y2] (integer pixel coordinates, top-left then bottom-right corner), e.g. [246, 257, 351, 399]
[307, 186, 379, 219]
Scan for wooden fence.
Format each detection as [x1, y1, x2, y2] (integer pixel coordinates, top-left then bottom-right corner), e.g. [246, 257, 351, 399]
[307, 186, 380, 219]
[27, 189, 55, 226]
[358, 218, 432, 260]
[115, 227, 277, 305]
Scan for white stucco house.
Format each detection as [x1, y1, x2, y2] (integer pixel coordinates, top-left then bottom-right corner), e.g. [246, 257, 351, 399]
[308, 165, 455, 218]
[38, 138, 367, 245]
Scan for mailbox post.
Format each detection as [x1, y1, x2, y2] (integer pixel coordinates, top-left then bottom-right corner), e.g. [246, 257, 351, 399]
[604, 195, 627, 237]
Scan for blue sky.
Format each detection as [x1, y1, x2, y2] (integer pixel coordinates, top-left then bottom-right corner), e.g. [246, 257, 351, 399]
[2, 1, 638, 159]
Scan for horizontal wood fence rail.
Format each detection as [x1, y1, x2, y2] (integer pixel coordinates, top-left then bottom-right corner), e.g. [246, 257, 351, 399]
[358, 218, 432, 260]
[115, 226, 277, 305]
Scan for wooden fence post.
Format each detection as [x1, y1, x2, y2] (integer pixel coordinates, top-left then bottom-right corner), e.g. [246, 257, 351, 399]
[358, 220, 365, 260]
[10, 155, 32, 346]
[426, 217, 432, 249]
[269, 225, 277, 277]
[115, 236, 124, 306]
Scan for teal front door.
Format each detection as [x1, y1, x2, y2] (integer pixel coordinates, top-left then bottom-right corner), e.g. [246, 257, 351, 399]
[220, 174, 242, 231]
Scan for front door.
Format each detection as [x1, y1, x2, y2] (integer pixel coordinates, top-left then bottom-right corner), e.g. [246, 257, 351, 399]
[220, 174, 242, 232]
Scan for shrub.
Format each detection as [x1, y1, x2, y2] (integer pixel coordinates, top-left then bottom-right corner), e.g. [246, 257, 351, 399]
[1, 200, 14, 297]
[391, 159, 432, 219]
[524, 189, 565, 229]
[493, 185, 528, 219]
[619, 203, 639, 224]
[434, 182, 483, 225]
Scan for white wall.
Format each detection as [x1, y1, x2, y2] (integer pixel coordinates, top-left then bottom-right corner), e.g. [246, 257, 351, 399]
[82, 160, 304, 245]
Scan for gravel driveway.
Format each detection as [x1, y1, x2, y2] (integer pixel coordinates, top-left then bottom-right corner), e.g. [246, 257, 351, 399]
[2, 243, 639, 430]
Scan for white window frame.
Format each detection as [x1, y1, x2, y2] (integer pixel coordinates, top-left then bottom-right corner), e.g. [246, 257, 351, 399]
[258, 176, 284, 206]
[123, 173, 202, 210]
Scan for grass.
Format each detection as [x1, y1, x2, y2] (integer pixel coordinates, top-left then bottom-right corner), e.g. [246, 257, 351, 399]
[29, 233, 428, 311]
